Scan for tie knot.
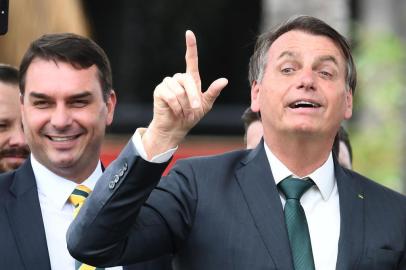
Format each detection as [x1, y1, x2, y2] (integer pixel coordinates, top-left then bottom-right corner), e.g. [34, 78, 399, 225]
[278, 177, 314, 200]
[69, 184, 92, 207]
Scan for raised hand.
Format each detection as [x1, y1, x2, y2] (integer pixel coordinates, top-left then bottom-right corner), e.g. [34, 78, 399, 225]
[143, 30, 228, 159]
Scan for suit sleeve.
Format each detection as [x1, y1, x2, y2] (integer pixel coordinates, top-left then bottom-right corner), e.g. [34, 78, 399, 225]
[67, 141, 197, 267]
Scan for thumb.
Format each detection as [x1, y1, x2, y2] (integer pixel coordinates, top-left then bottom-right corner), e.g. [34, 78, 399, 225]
[203, 78, 228, 107]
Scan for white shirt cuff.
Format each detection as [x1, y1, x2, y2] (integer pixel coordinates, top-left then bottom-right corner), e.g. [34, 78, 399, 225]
[131, 128, 177, 163]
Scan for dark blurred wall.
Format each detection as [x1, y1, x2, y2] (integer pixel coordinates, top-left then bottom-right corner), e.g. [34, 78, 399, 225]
[83, 0, 260, 134]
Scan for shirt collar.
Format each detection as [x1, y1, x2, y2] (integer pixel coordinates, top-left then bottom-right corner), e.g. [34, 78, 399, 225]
[263, 142, 335, 200]
[31, 153, 103, 210]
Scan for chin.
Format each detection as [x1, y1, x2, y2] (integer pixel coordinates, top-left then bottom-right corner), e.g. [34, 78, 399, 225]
[290, 123, 317, 132]
[51, 158, 78, 169]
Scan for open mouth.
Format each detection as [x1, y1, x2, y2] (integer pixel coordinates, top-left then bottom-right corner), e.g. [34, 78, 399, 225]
[288, 100, 321, 109]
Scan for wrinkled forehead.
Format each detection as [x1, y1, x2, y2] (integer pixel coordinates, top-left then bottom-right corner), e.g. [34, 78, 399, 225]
[268, 30, 346, 64]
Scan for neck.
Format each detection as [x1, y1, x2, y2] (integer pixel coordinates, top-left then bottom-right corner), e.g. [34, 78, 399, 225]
[264, 132, 333, 177]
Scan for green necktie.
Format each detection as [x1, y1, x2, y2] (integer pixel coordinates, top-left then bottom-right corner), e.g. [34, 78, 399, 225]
[278, 177, 315, 270]
[69, 185, 105, 270]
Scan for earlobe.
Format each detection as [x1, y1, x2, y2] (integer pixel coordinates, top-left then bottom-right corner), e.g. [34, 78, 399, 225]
[344, 89, 353, 119]
[250, 80, 260, 112]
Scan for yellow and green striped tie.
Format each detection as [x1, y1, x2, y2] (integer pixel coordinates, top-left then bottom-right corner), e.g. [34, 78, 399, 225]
[69, 185, 105, 270]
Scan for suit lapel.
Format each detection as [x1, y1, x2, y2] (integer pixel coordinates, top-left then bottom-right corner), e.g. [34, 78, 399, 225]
[235, 143, 294, 270]
[335, 162, 364, 270]
[6, 159, 51, 269]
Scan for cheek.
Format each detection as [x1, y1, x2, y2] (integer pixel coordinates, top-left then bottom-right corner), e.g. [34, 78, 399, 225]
[22, 109, 48, 135]
[0, 133, 9, 147]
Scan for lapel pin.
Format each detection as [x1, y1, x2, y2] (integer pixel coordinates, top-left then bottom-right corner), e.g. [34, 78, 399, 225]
[358, 194, 364, 199]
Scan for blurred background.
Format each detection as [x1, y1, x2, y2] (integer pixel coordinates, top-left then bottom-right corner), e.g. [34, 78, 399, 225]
[1, 0, 405, 193]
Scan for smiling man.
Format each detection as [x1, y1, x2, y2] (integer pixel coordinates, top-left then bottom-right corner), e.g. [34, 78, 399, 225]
[68, 16, 406, 270]
[0, 33, 172, 270]
[0, 64, 29, 173]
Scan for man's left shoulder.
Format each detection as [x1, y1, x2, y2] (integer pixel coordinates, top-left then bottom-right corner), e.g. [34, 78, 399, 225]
[344, 168, 406, 204]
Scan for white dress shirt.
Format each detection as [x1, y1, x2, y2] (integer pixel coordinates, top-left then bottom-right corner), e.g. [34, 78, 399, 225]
[264, 143, 340, 270]
[31, 154, 122, 270]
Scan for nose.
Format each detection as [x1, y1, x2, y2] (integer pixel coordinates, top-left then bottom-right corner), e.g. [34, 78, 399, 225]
[9, 124, 26, 147]
[50, 105, 72, 130]
[297, 69, 315, 91]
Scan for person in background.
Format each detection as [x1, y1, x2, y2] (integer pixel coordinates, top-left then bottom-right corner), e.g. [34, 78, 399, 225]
[0, 64, 29, 173]
[0, 33, 172, 270]
[241, 107, 263, 149]
[332, 126, 353, 170]
[68, 16, 406, 270]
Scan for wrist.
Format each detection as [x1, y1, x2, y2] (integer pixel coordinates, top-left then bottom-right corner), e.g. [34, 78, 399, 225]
[142, 124, 184, 159]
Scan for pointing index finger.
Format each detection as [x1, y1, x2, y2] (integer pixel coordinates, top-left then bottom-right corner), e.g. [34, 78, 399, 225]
[185, 30, 201, 88]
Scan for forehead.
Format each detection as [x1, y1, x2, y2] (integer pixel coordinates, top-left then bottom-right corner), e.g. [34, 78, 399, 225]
[268, 30, 345, 63]
[24, 58, 101, 97]
[0, 82, 19, 105]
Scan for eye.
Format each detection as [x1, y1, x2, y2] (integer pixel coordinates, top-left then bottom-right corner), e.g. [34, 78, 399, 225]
[281, 67, 295, 75]
[70, 100, 89, 108]
[32, 100, 51, 109]
[0, 122, 10, 132]
[319, 70, 333, 79]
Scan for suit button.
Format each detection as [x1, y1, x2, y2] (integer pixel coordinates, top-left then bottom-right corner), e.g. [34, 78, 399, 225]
[108, 181, 115, 189]
[113, 175, 120, 183]
[123, 162, 128, 171]
[118, 169, 124, 177]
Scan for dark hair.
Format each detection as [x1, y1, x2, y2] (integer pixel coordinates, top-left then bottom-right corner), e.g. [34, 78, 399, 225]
[332, 126, 353, 163]
[0, 64, 19, 85]
[241, 107, 261, 144]
[241, 107, 260, 132]
[19, 33, 112, 101]
[248, 15, 357, 94]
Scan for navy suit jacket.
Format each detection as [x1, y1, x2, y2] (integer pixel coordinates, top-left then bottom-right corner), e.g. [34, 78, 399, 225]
[68, 141, 406, 269]
[0, 158, 172, 270]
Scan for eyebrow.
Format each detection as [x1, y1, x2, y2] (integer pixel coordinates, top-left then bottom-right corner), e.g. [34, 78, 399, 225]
[28, 91, 93, 100]
[277, 51, 298, 60]
[315, 55, 339, 66]
[29, 92, 51, 99]
[68, 91, 93, 100]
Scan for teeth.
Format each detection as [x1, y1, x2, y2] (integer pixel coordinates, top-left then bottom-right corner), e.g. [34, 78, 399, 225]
[291, 101, 320, 108]
[49, 136, 77, 142]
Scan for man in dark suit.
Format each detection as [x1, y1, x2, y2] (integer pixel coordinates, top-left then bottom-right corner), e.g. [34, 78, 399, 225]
[0, 33, 172, 270]
[68, 16, 406, 269]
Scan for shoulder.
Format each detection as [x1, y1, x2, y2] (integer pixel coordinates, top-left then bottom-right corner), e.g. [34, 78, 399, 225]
[345, 168, 406, 206]
[0, 171, 15, 189]
[172, 148, 250, 172]
[0, 170, 17, 201]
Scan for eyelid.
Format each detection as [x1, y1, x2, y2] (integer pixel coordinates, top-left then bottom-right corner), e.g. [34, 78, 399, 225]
[0, 122, 9, 130]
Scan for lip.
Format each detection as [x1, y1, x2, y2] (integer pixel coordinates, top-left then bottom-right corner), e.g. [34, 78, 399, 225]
[1, 156, 26, 163]
[288, 99, 321, 108]
[45, 134, 82, 150]
[286, 98, 323, 113]
[287, 106, 322, 115]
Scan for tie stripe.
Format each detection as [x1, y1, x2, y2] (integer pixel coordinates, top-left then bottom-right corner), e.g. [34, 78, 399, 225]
[69, 185, 104, 270]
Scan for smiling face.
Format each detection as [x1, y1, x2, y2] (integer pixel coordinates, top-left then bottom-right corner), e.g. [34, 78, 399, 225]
[21, 59, 116, 181]
[251, 30, 353, 144]
[0, 82, 29, 172]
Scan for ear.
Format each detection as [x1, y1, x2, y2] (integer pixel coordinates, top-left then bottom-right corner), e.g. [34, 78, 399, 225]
[20, 94, 25, 125]
[105, 90, 117, 126]
[250, 80, 260, 113]
[343, 88, 353, 120]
